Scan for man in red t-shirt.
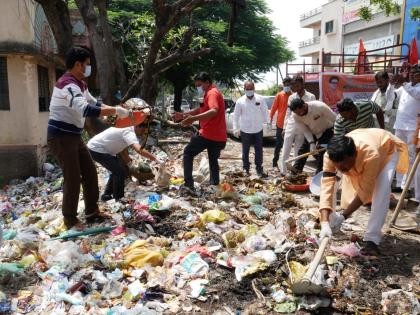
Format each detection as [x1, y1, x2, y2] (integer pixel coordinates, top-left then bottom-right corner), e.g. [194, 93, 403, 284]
[173, 72, 227, 192]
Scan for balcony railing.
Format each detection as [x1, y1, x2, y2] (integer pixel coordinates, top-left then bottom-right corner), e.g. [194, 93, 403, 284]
[299, 36, 320, 48]
[300, 7, 322, 21]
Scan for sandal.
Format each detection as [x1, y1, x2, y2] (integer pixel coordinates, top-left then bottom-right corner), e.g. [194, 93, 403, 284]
[64, 219, 85, 231]
[360, 241, 380, 256]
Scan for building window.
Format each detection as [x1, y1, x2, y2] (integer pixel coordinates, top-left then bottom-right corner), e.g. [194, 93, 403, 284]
[38, 65, 50, 112]
[325, 20, 334, 34]
[0, 57, 10, 110]
[324, 54, 332, 65]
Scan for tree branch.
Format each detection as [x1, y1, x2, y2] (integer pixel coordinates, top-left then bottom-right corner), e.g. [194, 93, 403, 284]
[154, 48, 212, 74]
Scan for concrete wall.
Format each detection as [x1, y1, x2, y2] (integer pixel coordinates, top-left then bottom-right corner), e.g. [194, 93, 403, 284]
[320, 0, 343, 64]
[0, 0, 35, 44]
[343, 19, 401, 47]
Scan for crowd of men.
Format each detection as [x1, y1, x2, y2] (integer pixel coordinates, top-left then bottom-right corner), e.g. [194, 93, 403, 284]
[48, 46, 420, 256]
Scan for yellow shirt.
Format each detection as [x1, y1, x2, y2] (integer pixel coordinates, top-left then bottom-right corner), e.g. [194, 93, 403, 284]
[320, 129, 408, 210]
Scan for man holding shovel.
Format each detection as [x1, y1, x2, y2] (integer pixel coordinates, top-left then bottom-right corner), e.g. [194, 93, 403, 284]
[289, 98, 336, 174]
[319, 129, 408, 255]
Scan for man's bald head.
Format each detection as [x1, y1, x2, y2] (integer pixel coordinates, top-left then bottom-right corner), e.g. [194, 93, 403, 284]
[244, 81, 255, 90]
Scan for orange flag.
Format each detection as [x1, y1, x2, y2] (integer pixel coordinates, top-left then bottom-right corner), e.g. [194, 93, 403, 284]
[409, 37, 418, 65]
[355, 38, 368, 74]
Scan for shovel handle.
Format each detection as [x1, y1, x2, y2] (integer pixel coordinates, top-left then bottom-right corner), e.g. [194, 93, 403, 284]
[286, 148, 326, 164]
[389, 152, 420, 227]
[302, 237, 329, 282]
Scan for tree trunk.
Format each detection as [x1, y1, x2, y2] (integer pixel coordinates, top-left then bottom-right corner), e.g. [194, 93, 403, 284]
[173, 85, 183, 112]
[75, 0, 117, 105]
[35, 0, 74, 58]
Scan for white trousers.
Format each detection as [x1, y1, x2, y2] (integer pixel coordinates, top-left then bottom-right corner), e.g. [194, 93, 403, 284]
[364, 152, 398, 245]
[394, 129, 420, 201]
[280, 131, 304, 174]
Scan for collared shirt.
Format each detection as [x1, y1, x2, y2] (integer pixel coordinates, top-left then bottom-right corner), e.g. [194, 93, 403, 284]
[233, 93, 268, 134]
[284, 90, 316, 135]
[293, 100, 336, 142]
[199, 85, 227, 142]
[371, 84, 400, 130]
[334, 101, 382, 137]
[320, 129, 408, 211]
[270, 91, 290, 128]
[87, 127, 138, 156]
[394, 82, 420, 131]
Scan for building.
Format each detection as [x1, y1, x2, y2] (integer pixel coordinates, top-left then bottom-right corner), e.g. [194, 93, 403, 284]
[401, 0, 420, 61]
[0, 0, 63, 185]
[342, 0, 403, 67]
[298, 0, 343, 73]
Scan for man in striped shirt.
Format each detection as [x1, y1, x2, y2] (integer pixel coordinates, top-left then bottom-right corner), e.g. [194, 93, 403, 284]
[333, 98, 385, 137]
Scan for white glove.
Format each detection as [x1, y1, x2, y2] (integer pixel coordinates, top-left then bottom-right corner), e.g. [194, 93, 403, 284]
[329, 212, 345, 232]
[233, 130, 241, 138]
[115, 106, 130, 118]
[320, 222, 332, 239]
[310, 143, 316, 152]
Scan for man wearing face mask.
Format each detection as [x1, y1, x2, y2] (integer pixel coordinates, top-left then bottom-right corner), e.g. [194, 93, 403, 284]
[47, 46, 130, 229]
[173, 72, 227, 194]
[233, 81, 269, 177]
[318, 129, 408, 255]
[270, 77, 292, 169]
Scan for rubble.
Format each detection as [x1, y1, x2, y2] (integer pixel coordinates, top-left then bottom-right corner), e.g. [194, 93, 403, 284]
[0, 127, 419, 314]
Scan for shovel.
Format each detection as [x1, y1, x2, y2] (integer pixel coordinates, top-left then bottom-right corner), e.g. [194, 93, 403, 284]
[387, 152, 420, 231]
[291, 237, 329, 295]
[285, 148, 326, 165]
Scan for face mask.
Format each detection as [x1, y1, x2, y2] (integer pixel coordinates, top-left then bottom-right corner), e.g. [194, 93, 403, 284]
[197, 86, 204, 94]
[245, 90, 254, 97]
[83, 65, 92, 78]
[283, 86, 291, 93]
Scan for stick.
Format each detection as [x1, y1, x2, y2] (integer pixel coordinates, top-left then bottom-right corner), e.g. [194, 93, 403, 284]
[302, 237, 329, 283]
[388, 152, 420, 228]
[285, 148, 326, 164]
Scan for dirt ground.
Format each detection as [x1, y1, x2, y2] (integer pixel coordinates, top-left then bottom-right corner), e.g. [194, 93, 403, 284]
[184, 136, 420, 315]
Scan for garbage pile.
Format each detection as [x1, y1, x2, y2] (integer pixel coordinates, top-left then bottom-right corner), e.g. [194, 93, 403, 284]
[0, 127, 419, 315]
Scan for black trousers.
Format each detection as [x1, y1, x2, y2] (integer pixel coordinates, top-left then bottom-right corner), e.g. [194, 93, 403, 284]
[183, 135, 226, 188]
[241, 130, 264, 173]
[273, 127, 284, 166]
[89, 150, 127, 200]
[294, 127, 334, 174]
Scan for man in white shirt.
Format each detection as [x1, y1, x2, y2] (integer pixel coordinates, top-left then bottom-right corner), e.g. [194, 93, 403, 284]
[88, 119, 159, 201]
[394, 65, 420, 198]
[371, 71, 400, 131]
[289, 98, 336, 173]
[233, 81, 269, 177]
[280, 76, 316, 175]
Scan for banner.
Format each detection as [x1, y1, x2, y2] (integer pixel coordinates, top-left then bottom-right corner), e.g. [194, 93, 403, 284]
[343, 0, 402, 24]
[320, 72, 377, 107]
[401, 0, 420, 60]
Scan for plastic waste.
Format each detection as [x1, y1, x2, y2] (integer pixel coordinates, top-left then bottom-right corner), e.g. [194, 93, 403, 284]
[3, 229, 17, 240]
[0, 262, 24, 275]
[199, 210, 225, 226]
[123, 240, 164, 268]
[273, 211, 296, 234]
[274, 301, 297, 313]
[271, 285, 287, 303]
[155, 164, 171, 188]
[101, 279, 124, 299]
[180, 252, 209, 277]
[242, 235, 267, 253]
[249, 250, 277, 265]
[39, 240, 90, 271]
[189, 279, 208, 298]
[43, 163, 55, 172]
[330, 243, 360, 257]
[250, 204, 269, 219]
[289, 261, 307, 283]
[241, 195, 262, 205]
[298, 296, 330, 311]
[223, 230, 246, 248]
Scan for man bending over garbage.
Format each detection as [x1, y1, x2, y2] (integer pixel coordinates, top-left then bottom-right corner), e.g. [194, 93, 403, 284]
[319, 129, 408, 255]
[88, 118, 160, 201]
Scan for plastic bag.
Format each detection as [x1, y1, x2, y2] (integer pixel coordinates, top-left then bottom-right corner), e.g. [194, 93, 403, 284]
[330, 243, 360, 257]
[39, 240, 90, 271]
[199, 210, 225, 226]
[155, 164, 171, 188]
[123, 240, 164, 268]
[250, 205, 269, 219]
[223, 230, 246, 248]
[241, 195, 262, 205]
[242, 235, 267, 253]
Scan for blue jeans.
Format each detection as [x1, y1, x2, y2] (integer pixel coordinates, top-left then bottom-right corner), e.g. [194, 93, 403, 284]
[241, 130, 263, 173]
[273, 127, 284, 166]
[89, 150, 127, 200]
[183, 135, 226, 188]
